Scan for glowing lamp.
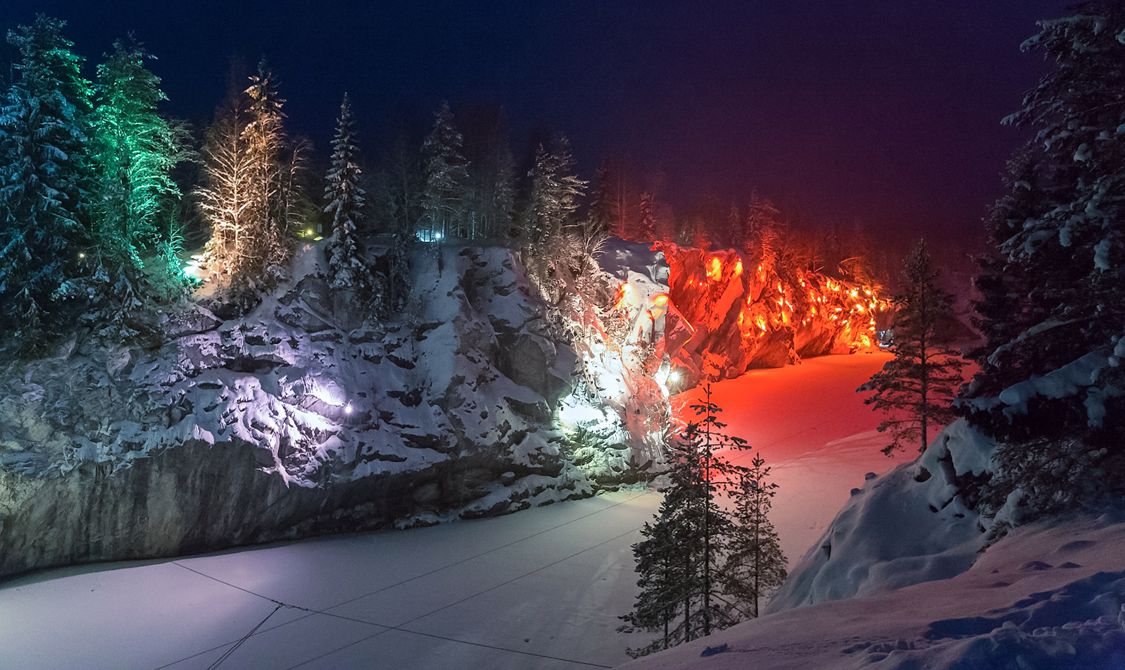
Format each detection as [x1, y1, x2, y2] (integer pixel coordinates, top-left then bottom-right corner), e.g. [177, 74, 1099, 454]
[78, 252, 86, 260]
[305, 227, 315, 237]
[344, 402, 353, 415]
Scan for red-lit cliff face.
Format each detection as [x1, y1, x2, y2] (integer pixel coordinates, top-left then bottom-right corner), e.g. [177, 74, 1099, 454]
[655, 243, 890, 381]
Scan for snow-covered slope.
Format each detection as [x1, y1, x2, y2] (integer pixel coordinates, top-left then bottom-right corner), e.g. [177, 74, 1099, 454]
[769, 419, 995, 611]
[622, 512, 1125, 669]
[0, 243, 645, 578]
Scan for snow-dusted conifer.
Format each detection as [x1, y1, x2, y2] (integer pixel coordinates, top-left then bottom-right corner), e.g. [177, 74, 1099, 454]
[420, 101, 469, 242]
[964, 3, 1125, 517]
[91, 37, 191, 273]
[0, 16, 93, 338]
[722, 454, 787, 618]
[745, 191, 784, 271]
[198, 93, 253, 281]
[862, 239, 965, 455]
[636, 191, 656, 242]
[243, 60, 290, 274]
[323, 94, 370, 294]
[622, 385, 756, 656]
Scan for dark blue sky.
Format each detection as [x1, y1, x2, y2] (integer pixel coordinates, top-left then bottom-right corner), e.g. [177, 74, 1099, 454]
[3, 0, 1070, 238]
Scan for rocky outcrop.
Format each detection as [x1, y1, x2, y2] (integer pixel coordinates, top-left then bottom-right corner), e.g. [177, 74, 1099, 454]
[0, 244, 641, 579]
[655, 243, 890, 381]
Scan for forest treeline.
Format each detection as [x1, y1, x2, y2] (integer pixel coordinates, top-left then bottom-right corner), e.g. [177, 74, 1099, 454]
[0, 15, 907, 350]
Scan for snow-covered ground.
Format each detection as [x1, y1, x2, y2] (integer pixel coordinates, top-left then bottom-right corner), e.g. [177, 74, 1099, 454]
[622, 513, 1125, 670]
[0, 353, 901, 669]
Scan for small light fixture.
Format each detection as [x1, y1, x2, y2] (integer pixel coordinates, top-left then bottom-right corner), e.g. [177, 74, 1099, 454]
[344, 402, 353, 415]
[78, 252, 86, 260]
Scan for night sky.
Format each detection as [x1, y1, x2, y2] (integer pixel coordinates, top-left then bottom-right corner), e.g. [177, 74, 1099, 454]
[3, 0, 1071, 240]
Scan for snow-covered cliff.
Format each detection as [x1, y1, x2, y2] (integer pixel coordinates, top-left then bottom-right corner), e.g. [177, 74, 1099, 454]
[0, 243, 645, 578]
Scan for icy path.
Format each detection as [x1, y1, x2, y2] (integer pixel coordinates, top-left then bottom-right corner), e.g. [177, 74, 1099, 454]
[0, 353, 899, 669]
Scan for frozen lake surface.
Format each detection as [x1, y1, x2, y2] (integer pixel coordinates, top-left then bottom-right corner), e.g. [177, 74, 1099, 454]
[0, 353, 901, 669]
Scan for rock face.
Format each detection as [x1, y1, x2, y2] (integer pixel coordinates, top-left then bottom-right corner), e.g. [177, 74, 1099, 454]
[655, 243, 890, 381]
[0, 244, 643, 579]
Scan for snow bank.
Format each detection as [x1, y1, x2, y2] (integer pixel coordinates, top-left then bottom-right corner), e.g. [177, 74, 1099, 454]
[768, 419, 995, 611]
[622, 512, 1125, 670]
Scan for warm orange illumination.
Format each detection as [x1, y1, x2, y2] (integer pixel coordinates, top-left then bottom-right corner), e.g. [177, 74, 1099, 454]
[652, 293, 669, 307]
[707, 257, 723, 282]
[613, 282, 632, 310]
[734, 259, 743, 276]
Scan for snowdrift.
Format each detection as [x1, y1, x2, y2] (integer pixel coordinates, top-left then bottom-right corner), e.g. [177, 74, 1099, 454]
[621, 511, 1125, 670]
[769, 419, 995, 611]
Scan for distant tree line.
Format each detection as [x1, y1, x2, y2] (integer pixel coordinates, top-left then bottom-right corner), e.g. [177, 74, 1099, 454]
[0, 13, 911, 351]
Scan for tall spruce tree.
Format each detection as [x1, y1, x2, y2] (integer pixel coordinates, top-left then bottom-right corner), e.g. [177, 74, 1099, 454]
[521, 135, 586, 252]
[721, 454, 786, 619]
[198, 60, 297, 290]
[964, 3, 1125, 516]
[636, 192, 656, 242]
[323, 94, 370, 294]
[420, 101, 469, 242]
[0, 15, 93, 338]
[586, 161, 616, 241]
[90, 37, 191, 275]
[861, 239, 965, 455]
[622, 384, 774, 657]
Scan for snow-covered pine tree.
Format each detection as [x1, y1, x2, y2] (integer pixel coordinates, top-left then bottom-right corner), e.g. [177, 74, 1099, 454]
[862, 239, 965, 455]
[727, 203, 742, 250]
[323, 94, 371, 295]
[90, 37, 192, 277]
[0, 16, 93, 340]
[622, 384, 752, 656]
[521, 142, 556, 250]
[586, 161, 616, 241]
[721, 453, 787, 619]
[963, 2, 1124, 517]
[636, 191, 656, 242]
[619, 498, 689, 657]
[420, 101, 470, 242]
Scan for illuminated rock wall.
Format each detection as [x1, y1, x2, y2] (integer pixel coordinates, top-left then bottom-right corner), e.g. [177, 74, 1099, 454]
[600, 241, 889, 385]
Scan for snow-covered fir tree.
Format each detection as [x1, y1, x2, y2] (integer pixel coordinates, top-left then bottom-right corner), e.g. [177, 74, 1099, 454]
[721, 454, 786, 618]
[636, 191, 656, 241]
[622, 385, 773, 657]
[323, 94, 370, 295]
[90, 37, 191, 277]
[521, 135, 586, 251]
[963, 2, 1125, 518]
[862, 239, 965, 455]
[0, 16, 93, 339]
[745, 191, 785, 271]
[419, 101, 470, 242]
[586, 161, 616, 241]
